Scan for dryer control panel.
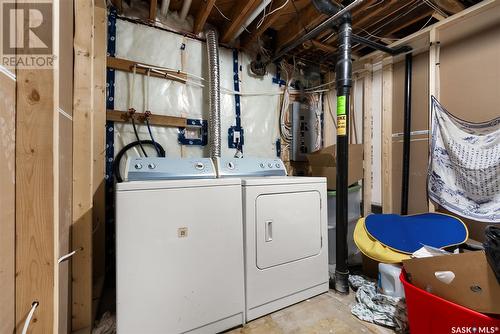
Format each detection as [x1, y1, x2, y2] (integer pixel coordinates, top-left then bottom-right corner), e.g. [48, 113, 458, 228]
[126, 157, 216, 181]
[215, 157, 287, 178]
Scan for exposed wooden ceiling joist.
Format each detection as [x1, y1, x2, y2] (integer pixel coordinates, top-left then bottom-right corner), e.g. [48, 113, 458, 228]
[240, 0, 295, 49]
[193, 0, 216, 34]
[221, 0, 262, 43]
[432, 11, 447, 20]
[309, 40, 337, 54]
[352, 0, 399, 30]
[353, 2, 434, 53]
[373, 3, 434, 37]
[431, 0, 465, 14]
[275, 4, 327, 52]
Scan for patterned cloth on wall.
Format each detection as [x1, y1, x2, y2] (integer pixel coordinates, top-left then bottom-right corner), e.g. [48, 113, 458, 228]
[428, 97, 500, 223]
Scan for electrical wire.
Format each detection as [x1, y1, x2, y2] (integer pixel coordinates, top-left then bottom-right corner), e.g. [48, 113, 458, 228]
[418, 15, 434, 31]
[278, 58, 295, 144]
[356, 26, 400, 42]
[256, 0, 289, 29]
[22, 302, 39, 334]
[214, 4, 231, 21]
[366, 0, 383, 9]
[422, 0, 448, 18]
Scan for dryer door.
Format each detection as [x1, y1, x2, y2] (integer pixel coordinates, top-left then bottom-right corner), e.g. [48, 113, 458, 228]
[256, 191, 322, 269]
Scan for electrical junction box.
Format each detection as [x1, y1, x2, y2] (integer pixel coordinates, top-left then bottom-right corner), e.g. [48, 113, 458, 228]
[290, 102, 320, 162]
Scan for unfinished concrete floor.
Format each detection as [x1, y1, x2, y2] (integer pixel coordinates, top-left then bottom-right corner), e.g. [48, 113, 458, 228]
[226, 290, 394, 334]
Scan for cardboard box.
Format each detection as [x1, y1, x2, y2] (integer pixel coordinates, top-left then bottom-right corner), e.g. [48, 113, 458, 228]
[307, 144, 363, 190]
[403, 251, 500, 314]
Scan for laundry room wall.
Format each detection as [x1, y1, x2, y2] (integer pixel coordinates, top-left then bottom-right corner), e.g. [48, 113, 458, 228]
[113, 19, 282, 169]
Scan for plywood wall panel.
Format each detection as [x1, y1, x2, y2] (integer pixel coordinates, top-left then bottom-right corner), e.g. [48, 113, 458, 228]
[392, 52, 429, 134]
[391, 139, 430, 215]
[440, 22, 500, 122]
[0, 71, 16, 334]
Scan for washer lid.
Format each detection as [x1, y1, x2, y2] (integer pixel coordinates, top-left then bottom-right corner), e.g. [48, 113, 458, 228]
[241, 176, 326, 186]
[116, 178, 241, 191]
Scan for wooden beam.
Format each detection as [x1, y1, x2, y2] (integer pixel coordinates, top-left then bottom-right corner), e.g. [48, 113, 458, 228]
[305, 40, 337, 54]
[362, 65, 373, 216]
[107, 109, 188, 128]
[221, 0, 261, 43]
[240, 0, 294, 49]
[275, 4, 326, 52]
[15, 3, 56, 334]
[92, 0, 107, 324]
[0, 71, 16, 334]
[353, 4, 433, 53]
[381, 59, 393, 213]
[432, 11, 447, 21]
[428, 28, 440, 213]
[72, 0, 94, 331]
[353, 0, 399, 30]
[56, 0, 74, 331]
[431, 0, 464, 14]
[149, 0, 158, 22]
[382, 6, 434, 36]
[107, 56, 188, 84]
[193, 0, 215, 34]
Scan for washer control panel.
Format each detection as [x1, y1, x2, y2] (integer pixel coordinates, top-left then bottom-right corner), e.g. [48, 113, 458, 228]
[215, 157, 287, 178]
[126, 157, 216, 181]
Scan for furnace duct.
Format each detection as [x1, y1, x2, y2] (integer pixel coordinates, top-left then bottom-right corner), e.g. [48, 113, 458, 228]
[205, 28, 222, 158]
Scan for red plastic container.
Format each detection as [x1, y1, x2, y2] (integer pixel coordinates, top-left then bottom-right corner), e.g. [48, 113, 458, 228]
[400, 270, 500, 334]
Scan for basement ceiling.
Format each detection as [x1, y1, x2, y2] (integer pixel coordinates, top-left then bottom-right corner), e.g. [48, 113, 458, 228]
[113, 0, 483, 67]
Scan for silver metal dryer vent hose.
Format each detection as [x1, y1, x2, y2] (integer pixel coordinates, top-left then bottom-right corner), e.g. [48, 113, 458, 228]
[205, 28, 221, 158]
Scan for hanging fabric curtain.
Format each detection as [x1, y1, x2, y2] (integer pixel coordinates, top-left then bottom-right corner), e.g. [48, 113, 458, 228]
[428, 97, 500, 223]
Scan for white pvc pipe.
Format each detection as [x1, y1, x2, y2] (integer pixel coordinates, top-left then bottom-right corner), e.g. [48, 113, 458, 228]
[160, 0, 171, 17]
[180, 0, 192, 21]
[234, 0, 272, 40]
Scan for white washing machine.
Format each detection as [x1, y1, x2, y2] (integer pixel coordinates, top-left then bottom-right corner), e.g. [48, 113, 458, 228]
[216, 158, 329, 321]
[116, 157, 245, 334]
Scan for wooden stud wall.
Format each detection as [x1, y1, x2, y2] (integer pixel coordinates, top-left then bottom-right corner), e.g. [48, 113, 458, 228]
[57, 0, 75, 332]
[72, 0, 107, 331]
[381, 59, 393, 213]
[92, 0, 108, 321]
[15, 8, 56, 333]
[362, 66, 373, 216]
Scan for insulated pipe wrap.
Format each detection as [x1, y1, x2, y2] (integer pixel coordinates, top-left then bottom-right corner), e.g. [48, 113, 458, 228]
[205, 28, 221, 158]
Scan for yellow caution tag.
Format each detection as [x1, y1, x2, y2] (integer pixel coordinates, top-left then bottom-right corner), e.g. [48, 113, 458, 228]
[337, 115, 347, 136]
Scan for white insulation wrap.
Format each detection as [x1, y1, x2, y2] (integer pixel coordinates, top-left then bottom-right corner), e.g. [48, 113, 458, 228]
[113, 19, 281, 166]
